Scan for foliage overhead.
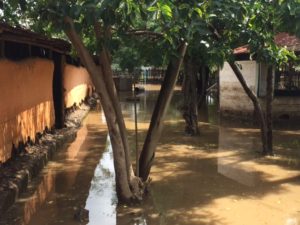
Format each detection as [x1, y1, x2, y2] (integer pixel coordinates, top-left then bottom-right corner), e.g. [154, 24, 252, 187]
[1, 0, 300, 69]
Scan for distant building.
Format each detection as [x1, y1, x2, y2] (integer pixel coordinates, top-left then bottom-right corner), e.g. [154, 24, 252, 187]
[219, 33, 300, 121]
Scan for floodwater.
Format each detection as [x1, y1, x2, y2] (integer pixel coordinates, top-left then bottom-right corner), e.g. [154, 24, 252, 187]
[1, 84, 300, 225]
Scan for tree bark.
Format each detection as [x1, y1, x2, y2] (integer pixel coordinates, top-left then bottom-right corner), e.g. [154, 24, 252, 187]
[266, 66, 273, 155]
[229, 62, 268, 154]
[63, 17, 133, 202]
[139, 42, 188, 181]
[182, 57, 200, 135]
[94, 23, 132, 180]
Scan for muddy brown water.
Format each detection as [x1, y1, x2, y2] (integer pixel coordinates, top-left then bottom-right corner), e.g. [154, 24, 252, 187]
[1, 85, 300, 225]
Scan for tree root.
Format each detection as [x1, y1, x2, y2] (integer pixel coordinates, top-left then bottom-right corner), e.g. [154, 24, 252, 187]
[129, 176, 152, 203]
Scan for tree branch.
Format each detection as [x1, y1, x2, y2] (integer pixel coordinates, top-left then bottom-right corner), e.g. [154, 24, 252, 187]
[94, 21, 133, 180]
[125, 29, 164, 38]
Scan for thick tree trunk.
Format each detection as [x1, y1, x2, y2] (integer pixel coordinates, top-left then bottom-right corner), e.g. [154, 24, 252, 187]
[139, 42, 188, 181]
[99, 50, 134, 178]
[266, 66, 273, 155]
[63, 17, 133, 202]
[94, 23, 133, 180]
[182, 58, 199, 135]
[229, 62, 268, 154]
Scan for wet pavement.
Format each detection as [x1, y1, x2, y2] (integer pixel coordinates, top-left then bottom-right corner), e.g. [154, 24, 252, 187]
[0, 111, 110, 225]
[1, 85, 300, 225]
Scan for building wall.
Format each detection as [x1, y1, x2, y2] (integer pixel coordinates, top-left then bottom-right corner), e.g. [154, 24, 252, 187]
[220, 61, 300, 120]
[0, 58, 55, 163]
[273, 97, 300, 120]
[63, 64, 93, 108]
[219, 61, 258, 117]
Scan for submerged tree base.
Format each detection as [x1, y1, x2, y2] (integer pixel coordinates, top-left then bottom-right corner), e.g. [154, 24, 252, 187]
[118, 177, 151, 204]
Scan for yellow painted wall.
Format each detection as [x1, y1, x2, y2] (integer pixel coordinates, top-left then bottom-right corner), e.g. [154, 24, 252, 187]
[63, 64, 92, 108]
[0, 58, 55, 163]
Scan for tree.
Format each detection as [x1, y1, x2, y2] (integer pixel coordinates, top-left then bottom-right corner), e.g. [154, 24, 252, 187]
[3, 0, 190, 201]
[181, 31, 224, 136]
[182, 56, 200, 135]
[112, 34, 169, 73]
[60, 1, 187, 201]
[205, 0, 300, 155]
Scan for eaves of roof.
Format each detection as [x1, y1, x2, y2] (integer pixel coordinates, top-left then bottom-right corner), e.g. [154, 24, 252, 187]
[0, 23, 71, 54]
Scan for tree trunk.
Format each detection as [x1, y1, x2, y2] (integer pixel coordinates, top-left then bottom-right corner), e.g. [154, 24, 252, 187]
[266, 66, 273, 155]
[182, 58, 199, 135]
[229, 62, 268, 154]
[139, 42, 188, 181]
[63, 17, 133, 202]
[94, 22, 133, 180]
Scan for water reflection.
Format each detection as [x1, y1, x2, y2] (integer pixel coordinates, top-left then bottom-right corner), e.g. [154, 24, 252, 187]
[1, 85, 300, 225]
[0, 111, 108, 225]
[217, 126, 261, 187]
[85, 136, 117, 225]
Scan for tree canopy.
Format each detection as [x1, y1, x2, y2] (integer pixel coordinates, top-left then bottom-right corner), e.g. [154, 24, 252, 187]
[2, 0, 299, 68]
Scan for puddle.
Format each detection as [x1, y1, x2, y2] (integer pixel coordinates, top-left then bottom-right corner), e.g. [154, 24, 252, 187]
[1, 84, 300, 225]
[85, 136, 117, 225]
[0, 111, 109, 225]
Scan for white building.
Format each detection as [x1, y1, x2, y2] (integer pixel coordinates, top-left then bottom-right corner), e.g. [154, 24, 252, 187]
[219, 33, 300, 121]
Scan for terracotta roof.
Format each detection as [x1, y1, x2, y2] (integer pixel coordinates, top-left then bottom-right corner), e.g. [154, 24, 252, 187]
[233, 45, 250, 54]
[234, 33, 300, 55]
[0, 23, 71, 53]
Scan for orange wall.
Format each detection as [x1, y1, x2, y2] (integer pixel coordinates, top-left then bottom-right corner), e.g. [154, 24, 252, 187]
[0, 58, 55, 163]
[63, 64, 93, 108]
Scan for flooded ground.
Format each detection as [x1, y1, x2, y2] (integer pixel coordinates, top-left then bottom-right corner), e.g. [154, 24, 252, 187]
[1, 84, 300, 225]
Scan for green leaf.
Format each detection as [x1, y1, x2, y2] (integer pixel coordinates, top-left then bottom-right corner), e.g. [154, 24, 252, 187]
[194, 8, 203, 17]
[178, 3, 189, 10]
[147, 6, 158, 12]
[161, 4, 172, 18]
